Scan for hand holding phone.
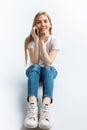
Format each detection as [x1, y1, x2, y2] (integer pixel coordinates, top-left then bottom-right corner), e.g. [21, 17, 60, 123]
[31, 27, 39, 42]
[35, 28, 39, 36]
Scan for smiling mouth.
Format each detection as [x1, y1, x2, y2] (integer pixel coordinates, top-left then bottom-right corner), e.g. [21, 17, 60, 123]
[40, 26, 47, 30]
[40, 28, 46, 31]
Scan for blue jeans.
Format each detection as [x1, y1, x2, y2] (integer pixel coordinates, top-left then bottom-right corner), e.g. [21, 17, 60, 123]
[26, 64, 58, 103]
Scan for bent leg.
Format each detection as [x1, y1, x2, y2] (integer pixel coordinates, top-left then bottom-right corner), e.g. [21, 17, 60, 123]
[41, 66, 58, 103]
[26, 64, 41, 102]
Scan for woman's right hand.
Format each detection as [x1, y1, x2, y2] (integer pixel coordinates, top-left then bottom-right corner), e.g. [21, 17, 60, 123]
[31, 26, 39, 43]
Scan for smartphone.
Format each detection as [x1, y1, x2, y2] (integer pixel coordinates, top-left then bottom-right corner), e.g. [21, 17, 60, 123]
[35, 28, 39, 36]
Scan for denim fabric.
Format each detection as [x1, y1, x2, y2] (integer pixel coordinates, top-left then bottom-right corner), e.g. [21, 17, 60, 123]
[26, 64, 58, 103]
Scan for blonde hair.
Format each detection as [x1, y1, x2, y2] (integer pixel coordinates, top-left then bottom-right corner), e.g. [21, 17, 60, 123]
[24, 12, 52, 64]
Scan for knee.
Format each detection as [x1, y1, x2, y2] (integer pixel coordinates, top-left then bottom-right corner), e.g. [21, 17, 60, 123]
[41, 66, 51, 75]
[42, 66, 58, 79]
[42, 66, 50, 71]
[26, 64, 41, 77]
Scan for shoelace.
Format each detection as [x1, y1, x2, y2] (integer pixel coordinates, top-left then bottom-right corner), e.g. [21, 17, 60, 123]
[40, 105, 50, 121]
[26, 104, 37, 120]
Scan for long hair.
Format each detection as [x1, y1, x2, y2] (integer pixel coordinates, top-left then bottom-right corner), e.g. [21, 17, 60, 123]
[24, 12, 52, 64]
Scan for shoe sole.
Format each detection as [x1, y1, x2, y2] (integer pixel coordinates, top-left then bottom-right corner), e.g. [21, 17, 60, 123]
[24, 123, 38, 128]
[38, 124, 52, 129]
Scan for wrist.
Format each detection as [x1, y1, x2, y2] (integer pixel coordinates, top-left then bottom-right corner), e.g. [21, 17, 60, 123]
[35, 39, 39, 44]
[40, 40, 44, 45]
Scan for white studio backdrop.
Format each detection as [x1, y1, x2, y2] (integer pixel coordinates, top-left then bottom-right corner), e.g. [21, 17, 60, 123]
[0, 0, 87, 130]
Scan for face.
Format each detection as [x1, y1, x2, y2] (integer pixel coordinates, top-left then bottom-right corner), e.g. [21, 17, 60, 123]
[35, 15, 51, 36]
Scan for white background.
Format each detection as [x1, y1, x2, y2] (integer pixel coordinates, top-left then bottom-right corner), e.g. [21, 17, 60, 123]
[0, 0, 87, 130]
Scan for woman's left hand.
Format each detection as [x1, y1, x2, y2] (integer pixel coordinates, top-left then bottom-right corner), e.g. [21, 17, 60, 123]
[40, 33, 49, 43]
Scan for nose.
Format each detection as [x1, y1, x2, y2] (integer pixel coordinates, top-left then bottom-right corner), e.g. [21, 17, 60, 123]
[41, 21, 45, 26]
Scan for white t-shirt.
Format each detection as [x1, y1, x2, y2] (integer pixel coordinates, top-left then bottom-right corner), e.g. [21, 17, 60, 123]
[27, 35, 60, 68]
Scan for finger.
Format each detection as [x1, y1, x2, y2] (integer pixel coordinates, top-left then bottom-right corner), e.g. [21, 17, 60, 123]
[33, 26, 37, 31]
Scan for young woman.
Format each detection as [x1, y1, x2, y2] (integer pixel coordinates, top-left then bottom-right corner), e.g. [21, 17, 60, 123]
[24, 11, 60, 129]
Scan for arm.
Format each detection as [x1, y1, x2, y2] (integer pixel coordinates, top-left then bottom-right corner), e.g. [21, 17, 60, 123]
[40, 41, 58, 66]
[28, 27, 40, 64]
[28, 41, 40, 64]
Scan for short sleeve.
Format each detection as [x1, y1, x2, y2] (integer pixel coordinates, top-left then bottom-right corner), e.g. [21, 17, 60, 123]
[28, 41, 35, 48]
[51, 37, 61, 50]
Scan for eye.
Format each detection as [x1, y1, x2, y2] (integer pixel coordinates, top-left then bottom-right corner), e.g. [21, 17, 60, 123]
[36, 20, 41, 24]
[44, 20, 48, 23]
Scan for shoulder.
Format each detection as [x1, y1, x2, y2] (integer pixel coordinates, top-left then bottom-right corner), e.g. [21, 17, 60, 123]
[49, 35, 61, 50]
[28, 41, 35, 48]
[49, 35, 58, 45]
[49, 35, 58, 43]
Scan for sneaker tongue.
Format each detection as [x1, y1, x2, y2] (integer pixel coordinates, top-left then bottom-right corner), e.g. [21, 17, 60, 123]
[30, 103, 35, 108]
[45, 104, 48, 106]
[30, 103, 34, 105]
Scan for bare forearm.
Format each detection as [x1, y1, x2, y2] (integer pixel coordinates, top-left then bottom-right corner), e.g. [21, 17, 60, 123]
[32, 43, 40, 64]
[40, 42, 52, 65]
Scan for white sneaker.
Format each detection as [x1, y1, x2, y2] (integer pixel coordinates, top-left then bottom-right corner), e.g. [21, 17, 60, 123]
[24, 103, 38, 128]
[38, 104, 52, 129]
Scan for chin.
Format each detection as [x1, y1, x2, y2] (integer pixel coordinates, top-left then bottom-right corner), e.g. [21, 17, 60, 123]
[41, 31, 47, 35]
